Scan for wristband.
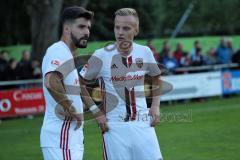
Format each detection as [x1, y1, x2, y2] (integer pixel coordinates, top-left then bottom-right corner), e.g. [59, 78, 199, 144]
[89, 105, 100, 114]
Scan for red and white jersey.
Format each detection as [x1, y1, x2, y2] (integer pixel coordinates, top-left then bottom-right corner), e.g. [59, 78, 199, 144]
[41, 41, 84, 150]
[80, 43, 161, 122]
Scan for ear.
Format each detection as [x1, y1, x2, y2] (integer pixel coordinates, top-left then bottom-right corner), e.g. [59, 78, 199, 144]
[134, 27, 139, 36]
[63, 24, 71, 35]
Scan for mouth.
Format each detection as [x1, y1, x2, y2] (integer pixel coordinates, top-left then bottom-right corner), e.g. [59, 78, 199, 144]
[78, 37, 89, 47]
[117, 37, 125, 41]
[79, 37, 88, 44]
[80, 39, 88, 46]
[81, 39, 88, 42]
[81, 37, 89, 41]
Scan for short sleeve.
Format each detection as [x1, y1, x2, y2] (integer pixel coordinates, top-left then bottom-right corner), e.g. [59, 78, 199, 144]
[146, 47, 161, 77]
[79, 51, 103, 81]
[42, 49, 70, 77]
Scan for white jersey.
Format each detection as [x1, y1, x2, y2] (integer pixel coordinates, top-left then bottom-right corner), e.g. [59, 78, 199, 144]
[41, 41, 84, 150]
[80, 43, 161, 122]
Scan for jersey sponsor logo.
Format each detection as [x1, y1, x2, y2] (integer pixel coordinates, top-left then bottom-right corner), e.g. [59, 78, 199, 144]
[111, 74, 144, 81]
[0, 99, 11, 112]
[136, 58, 143, 68]
[51, 59, 60, 67]
[111, 64, 118, 69]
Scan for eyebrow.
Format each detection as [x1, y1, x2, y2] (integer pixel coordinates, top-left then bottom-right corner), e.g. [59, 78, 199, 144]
[78, 24, 91, 28]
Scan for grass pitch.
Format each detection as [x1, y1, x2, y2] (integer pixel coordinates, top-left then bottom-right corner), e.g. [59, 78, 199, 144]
[0, 96, 239, 160]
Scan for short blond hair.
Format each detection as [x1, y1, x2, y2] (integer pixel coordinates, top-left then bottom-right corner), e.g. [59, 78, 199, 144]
[115, 8, 139, 26]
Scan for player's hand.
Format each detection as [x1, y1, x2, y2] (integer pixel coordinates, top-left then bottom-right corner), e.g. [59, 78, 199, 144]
[66, 106, 83, 130]
[71, 112, 83, 131]
[94, 111, 109, 133]
[149, 106, 160, 127]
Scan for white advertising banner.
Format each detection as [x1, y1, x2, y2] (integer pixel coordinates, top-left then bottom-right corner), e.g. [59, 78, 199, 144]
[160, 71, 222, 101]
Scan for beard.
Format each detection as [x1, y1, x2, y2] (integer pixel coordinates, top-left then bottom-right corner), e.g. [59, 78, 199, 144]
[71, 33, 89, 48]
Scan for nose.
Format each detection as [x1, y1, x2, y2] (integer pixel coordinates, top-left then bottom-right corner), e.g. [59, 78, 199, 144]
[117, 29, 124, 37]
[84, 28, 90, 36]
[118, 28, 124, 35]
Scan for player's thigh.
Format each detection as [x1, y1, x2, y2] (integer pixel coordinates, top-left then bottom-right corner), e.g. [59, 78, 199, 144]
[103, 123, 132, 160]
[42, 147, 83, 160]
[42, 148, 63, 160]
[132, 127, 163, 160]
[70, 148, 84, 160]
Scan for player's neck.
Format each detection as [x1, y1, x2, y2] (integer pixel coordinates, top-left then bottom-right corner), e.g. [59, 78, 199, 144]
[117, 42, 133, 57]
[61, 37, 77, 56]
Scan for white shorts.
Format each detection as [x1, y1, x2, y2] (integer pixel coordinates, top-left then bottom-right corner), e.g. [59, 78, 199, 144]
[102, 121, 163, 160]
[42, 147, 83, 160]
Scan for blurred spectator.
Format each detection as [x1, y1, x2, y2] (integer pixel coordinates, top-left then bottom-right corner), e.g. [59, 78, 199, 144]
[159, 40, 170, 63]
[32, 60, 41, 79]
[205, 48, 218, 65]
[0, 50, 9, 81]
[173, 42, 185, 66]
[227, 38, 234, 54]
[190, 40, 201, 56]
[162, 51, 178, 71]
[232, 49, 240, 64]
[216, 37, 232, 64]
[180, 52, 191, 67]
[146, 40, 160, 62]
[17, 50, 33, 79]
[190, 43, 205, 66]
[4, 58, 18, 81]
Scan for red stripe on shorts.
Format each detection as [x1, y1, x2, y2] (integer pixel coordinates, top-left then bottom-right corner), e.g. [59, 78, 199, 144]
[66, 149, 69, 160]
[62, 118, 70, 149]
[60, 117, 67, 148]
[66, 118, 72, 150]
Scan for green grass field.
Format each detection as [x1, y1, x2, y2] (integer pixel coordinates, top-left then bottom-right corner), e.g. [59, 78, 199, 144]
[1, 35, 240, 61]
[0, 96, 239, 160]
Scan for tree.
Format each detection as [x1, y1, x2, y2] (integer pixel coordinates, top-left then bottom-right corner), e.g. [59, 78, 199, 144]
[0, 0, 30, 45]
[1, 0, 240, 52]
[29, 0, 63, 61]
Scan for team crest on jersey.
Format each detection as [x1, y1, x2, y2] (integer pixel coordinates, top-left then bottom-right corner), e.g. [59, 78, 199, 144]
[135, 58, 143, 68]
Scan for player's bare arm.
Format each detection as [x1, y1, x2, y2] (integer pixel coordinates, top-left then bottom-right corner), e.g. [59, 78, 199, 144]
[45, 71, 83, 130]
[149, 75, 161, 127]
[79, 76, 109, 133]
